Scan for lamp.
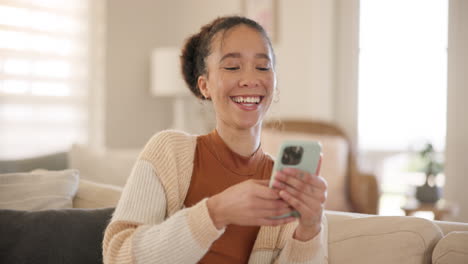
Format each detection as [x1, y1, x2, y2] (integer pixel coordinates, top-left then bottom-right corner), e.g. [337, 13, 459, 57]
[151, 47, 190, 130]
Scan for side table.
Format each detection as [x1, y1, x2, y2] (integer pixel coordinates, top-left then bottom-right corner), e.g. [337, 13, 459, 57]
[401, 199, 459, 221]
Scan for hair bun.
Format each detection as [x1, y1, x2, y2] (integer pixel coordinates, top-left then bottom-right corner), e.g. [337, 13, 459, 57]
[181, 33, 204, 99]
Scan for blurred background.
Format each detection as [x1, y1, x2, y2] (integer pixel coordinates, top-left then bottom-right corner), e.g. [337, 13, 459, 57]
[0, 0, 466, 222]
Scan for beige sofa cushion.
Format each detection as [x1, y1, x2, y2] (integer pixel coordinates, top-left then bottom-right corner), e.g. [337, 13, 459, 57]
[434, 220, 468, 235]
[68, 144, 139, 187]
[328, 216, 443, 264]
[262, 130, 352, 211]
[0, 169, 79, 210]
[73, 179, 123, 209]
[432, 231, 468, 264]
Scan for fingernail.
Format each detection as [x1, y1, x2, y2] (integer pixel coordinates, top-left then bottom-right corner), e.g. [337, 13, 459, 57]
[274, 181, 283, 188]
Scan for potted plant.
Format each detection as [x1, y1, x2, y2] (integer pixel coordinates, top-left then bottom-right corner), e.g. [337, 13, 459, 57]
[408, 143, 444, 203]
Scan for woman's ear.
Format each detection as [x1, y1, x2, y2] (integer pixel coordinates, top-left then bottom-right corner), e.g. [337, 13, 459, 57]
[197, 75, 210, 99]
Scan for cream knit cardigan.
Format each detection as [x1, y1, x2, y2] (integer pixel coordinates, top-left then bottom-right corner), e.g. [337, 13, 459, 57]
[103, 131, 328, 264]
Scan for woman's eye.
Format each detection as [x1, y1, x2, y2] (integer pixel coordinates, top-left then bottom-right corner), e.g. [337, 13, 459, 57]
[257, 67, 270, 71]
[224, 67, 240, 71]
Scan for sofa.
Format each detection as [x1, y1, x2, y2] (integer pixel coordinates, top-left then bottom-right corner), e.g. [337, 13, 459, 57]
[71, 183, 468, 264]
[2, 177, 467, 264]
[74, 181, 468, 264]
[1, 133, 468, 263]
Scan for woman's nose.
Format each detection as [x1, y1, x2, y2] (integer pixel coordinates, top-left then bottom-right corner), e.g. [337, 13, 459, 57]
[239, 70, 260, 88]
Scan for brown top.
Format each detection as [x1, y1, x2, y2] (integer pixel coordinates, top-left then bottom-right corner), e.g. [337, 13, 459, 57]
[184, 130, 274, 264]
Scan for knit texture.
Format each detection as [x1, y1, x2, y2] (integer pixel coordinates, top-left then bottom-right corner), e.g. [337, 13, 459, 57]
[102, 130, 328, 263]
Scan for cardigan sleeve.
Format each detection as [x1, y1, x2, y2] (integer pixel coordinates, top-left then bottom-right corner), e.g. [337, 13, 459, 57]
[274, 215, 328, 264]
[102, 159, 225, 263]
[102, 131, 226, 263]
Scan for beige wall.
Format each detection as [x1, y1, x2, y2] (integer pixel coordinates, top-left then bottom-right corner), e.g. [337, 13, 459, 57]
[444, 0, 468, 222]
[104, 0, 337, 148]
[104, 0, 241, 148]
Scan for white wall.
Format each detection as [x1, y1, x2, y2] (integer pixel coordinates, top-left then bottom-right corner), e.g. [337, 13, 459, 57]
[271, 0, 336, 121]
[444, 0, 468, 222]
[334, 0, 359, 145]
[103, 0, 337, 149]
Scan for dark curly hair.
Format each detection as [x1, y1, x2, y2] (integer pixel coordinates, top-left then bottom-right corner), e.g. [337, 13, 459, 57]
[180, 16, 274, 100]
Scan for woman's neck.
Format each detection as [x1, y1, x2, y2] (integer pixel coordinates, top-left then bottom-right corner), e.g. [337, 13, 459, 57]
[215, 124, 261, 157]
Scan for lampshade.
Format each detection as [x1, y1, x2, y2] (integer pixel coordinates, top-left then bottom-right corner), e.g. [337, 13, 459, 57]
[151, 47, 188, 97]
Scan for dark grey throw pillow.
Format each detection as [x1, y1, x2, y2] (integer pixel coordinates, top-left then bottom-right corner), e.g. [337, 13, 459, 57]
[0, 207, 114, 264]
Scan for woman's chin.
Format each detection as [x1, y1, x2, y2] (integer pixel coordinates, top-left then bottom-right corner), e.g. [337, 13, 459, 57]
[234, 117, 263, 131]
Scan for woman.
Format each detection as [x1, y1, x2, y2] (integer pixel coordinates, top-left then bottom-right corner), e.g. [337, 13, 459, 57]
[103, 16, 328, 263]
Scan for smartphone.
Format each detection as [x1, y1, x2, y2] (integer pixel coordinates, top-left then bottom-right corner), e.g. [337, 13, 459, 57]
[269, 140, 322, 218]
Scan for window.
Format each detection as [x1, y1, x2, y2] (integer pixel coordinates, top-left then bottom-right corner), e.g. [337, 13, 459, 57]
[358, 0, 448, 152]
[358, 0, 448, 217]
[0, 0, 89, 159]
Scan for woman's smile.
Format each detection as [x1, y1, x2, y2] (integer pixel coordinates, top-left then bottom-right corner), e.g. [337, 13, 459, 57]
[230, 95, 264, 111]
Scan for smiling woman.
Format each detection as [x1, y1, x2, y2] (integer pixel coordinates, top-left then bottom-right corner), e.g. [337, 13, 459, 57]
[194, 24, 275, 145]
[102, 16, 328, 264]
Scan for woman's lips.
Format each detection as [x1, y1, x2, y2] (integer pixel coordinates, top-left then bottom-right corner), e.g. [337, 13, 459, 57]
[230, 96, 264, 111]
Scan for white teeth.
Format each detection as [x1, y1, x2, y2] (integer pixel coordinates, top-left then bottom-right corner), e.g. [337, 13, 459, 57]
[232, 96, 261, 104]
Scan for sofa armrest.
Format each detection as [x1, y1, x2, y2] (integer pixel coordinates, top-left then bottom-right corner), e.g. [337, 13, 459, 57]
[326, 213, 442, 264]
[73, 179, 122, 209]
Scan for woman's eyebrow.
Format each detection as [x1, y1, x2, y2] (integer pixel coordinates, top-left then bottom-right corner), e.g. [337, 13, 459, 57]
[219, 52, 241, 62]
[255, 53, 271, 61]
[219, 52, 271, 62]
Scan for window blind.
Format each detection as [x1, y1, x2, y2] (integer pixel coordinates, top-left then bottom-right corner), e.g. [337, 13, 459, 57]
[0, 0, 89, 159]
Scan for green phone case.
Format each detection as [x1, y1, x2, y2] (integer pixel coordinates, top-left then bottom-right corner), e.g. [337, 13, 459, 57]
[268, 140, 322, 219]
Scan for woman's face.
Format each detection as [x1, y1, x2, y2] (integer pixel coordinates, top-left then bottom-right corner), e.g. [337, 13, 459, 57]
[198, 25, 276, 131]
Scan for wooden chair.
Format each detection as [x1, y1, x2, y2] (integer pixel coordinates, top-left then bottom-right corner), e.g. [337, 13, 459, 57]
[262, 119, 380, 215]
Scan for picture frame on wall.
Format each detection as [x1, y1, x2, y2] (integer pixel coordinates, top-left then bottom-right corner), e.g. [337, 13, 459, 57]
[244, 0, 277, 42]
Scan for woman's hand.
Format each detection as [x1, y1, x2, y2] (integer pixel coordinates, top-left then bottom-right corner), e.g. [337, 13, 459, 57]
[207, 179, 297, 230]
[271, 162, 328, 241]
